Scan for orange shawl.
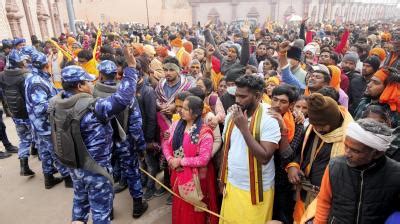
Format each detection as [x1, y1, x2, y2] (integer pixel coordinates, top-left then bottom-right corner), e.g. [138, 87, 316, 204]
[283, 111, 295, 143]
[375, 69, 400, 112]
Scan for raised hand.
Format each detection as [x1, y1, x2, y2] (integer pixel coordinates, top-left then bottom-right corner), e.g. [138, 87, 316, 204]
[301, 17, 310, 24]
[279, 41, 291, 53]
[124, 45, 136, 68]
[204, 20, 213, 29]
[205, 43, 215, 57]
[240, 19, 250, 38]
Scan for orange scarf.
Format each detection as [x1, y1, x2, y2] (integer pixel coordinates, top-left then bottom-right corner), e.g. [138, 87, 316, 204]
[283, 111, 295, 142]
[375, 69, 400, 112]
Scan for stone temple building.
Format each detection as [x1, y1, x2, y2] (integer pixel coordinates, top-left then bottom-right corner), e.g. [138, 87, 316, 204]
[0, 0, 398, 41]
[188, 0, 399, 25]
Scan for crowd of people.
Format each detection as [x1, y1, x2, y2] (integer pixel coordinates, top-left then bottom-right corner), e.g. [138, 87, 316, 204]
[0, 17, 399, 224]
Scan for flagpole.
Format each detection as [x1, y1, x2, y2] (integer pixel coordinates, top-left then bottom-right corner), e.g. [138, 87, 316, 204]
[66, 0, 77, 35]
[145, 0, 150, 28]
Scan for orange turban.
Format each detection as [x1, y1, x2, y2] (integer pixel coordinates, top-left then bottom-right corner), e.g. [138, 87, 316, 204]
[67, 37, 76, 46]
[170, 37, 183, 48]
[369, 48, 386, 62]
[132, 43, 144, 56]
[327, 65, 341, 91]
[156, 46, 168, 58]
[374, 69, 400, 112]
[381, 32, 392, 42]
[183, 41, 193, 54]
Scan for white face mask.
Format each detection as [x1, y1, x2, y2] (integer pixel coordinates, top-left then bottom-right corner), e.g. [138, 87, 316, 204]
[226, 86, 236, 95]
[87, 81, 94, 94]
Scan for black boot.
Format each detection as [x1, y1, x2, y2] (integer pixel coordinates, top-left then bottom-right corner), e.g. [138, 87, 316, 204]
[30, 144, 38, 156]
[0, 151, 11, 159]
[113, 179, 128, 193]
[44, 174, 63, 189]
[5, 144, 18, 153]
[132, 197, 148, 218]
[110, 207, 114, 220]
[20, 158, 35, 176]
[63, 175, 73, 188]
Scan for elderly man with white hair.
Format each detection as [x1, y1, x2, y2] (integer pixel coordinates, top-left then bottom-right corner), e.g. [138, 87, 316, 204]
[314, 118, 400, 224]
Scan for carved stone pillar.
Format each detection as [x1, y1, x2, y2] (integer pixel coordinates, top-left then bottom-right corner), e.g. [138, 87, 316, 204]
[5, 0, 23, 37]
[189, 2, 199, 26]
[22, 0, 35, 37]
[47, 0, 57, 37]
[37, 0, 50, 39]
[270, 0, 277, 21]
[231, 0, 238, 22]
[53, 0, 62, 36]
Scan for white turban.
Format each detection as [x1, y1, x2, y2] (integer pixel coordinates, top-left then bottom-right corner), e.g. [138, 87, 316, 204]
[346, 122, 392, 152]
[303, 44, 317, 55]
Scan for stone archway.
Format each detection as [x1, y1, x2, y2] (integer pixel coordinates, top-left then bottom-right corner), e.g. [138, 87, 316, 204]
[5, 0, 23, 38]
[247, 7, 260, 20]
[37, 0, 50, 39]
[207, 8, 220, 22]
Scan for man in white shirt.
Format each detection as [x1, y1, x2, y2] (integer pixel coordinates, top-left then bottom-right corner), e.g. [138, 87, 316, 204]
[219, 75, 281, 224]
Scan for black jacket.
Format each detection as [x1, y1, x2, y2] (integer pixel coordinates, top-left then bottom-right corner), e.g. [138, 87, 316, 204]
[328, 156, 400, 224]
[204, 29, 250, 75]
[346, 70, 366, 115]
[136, 79, 157, 143]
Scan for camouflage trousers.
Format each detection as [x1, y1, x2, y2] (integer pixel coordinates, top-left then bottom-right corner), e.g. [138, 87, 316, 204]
[113, 140, 143, 199]
[71, 169, 114, 224]
[37, 134, 69, 177]
[15, 123, 32, 159]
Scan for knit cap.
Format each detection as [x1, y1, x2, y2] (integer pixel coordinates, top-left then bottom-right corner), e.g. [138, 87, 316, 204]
[307, 93, 341, 128]
[363, 56, 381, 72]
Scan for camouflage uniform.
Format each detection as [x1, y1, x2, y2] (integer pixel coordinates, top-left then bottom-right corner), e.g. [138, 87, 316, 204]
[59, 65, 138, 223]
[96, 60, 146, 199]
[112, 98, 146, 199]
[24, 54, 69, 176]
[14, 118, 32, 159]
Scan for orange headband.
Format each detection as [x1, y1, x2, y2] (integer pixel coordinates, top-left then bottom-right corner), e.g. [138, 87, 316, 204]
[374, 69, 389, 82]
[171, 38, 183, 48]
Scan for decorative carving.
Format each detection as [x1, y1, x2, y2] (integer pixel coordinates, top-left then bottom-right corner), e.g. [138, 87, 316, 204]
[5, 0, 23, 37]
[37, 0, 49, 39]
[247, 7, 259, 19]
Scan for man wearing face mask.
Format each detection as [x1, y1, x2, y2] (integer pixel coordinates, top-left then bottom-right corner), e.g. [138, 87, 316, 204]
[25, 52, 72, 188]
[219, 65, 244, 113]
[286, 93, 353, 223]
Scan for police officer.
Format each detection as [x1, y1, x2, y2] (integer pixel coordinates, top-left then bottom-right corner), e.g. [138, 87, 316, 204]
[13, 38, 26, 51]
[94, 60, 148, 218]
[0, 50, 34, 176]
[49, 46, 139, 223]
[25, 52, 72, 188]
[0, 39, 14, 117]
